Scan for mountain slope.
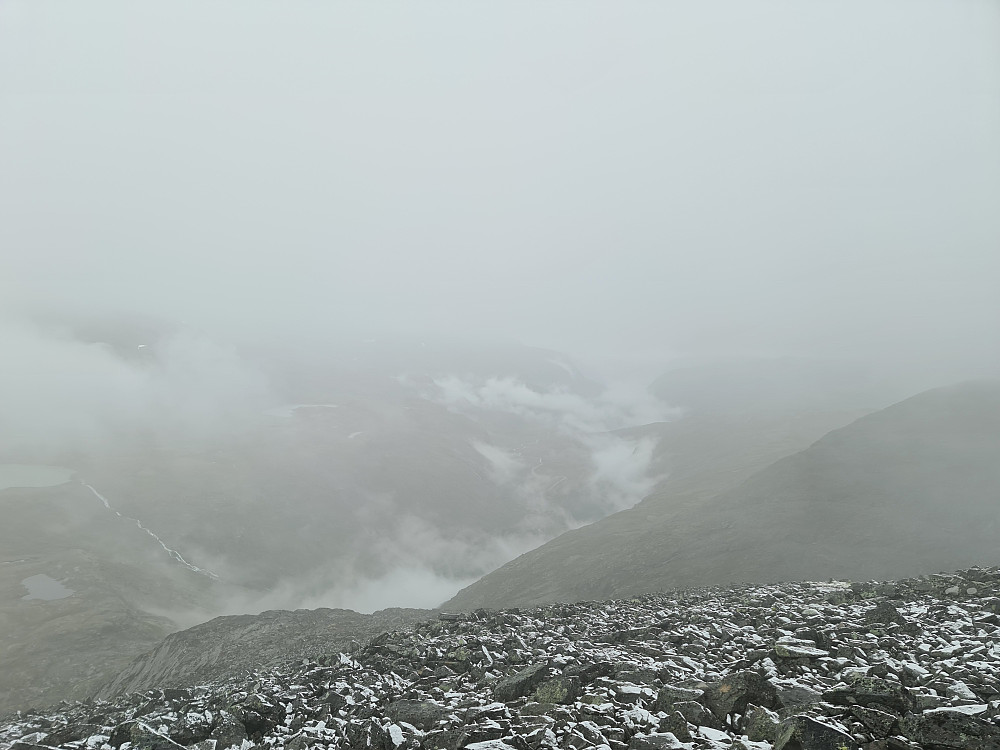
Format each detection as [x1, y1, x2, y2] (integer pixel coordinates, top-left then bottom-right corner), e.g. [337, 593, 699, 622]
[444, 380, 1000, 610]
[95, 606, 431, 699]
[0, 480, 217, 715]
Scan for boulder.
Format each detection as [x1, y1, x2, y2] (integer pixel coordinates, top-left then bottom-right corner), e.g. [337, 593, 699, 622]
[565, 661, 614, 684]
[385, 699, 448, 730]
[167, 712, 214, 745]
[742, 704, 780, 742]
[702, 671, 779, 720]
[864, 601, 905, 626]
[848, 705, 897, 739]
[654, 684, 704, 712]
[533, 676, 580, 705]
[776, 685, 823, 711]
[628, 731, 686, 750]
[656, 711, 692, 742]
[209, 712, 247, 750]
[774, 637, 829, 659]
[823, 676, 914, 713]
[126, 723, 187, 750]
[773, 715, 858, 750]
[670, 699, 714, 727]
[229, 693, 280, 739]
[495, 663, 549, 702]
[37, 723, 102, 746]
[899, 708, 1000, 749]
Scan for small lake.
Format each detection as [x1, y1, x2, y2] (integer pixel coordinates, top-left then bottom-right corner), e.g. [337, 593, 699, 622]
[0, 464, 76, 491]
[21, 574, 75, 601]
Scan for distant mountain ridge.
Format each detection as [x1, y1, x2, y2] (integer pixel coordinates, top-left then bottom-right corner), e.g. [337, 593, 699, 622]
[444, 380, 1000, 610]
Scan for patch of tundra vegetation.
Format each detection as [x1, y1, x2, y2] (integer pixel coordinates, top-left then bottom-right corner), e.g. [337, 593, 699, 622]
[5, 567, 1000, 749]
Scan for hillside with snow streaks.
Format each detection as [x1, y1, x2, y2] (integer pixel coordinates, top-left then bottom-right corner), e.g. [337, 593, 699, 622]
[83, 484, 218, 579]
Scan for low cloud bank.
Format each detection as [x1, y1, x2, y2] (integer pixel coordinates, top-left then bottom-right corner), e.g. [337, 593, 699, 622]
[189, 516, 546, 616]
[586, 433, 660, 514]
[433, 374, 675, 434]
[2, 319, 674, 615]
[0, 319, 270, 454]
[432, 374, 671, 523]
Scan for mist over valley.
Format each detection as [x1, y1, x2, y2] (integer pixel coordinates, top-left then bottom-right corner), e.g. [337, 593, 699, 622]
[1, 3, 999, 744]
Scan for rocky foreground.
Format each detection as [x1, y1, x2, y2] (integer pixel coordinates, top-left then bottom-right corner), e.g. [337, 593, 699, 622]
[5, 568, 1000, 750]
[94, 609, 433, 701]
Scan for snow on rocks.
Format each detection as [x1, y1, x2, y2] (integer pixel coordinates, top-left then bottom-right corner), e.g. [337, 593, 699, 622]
[5, 566, 1000, 750]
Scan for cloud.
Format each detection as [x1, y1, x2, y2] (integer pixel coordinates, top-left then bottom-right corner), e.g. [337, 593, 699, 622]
[433, 375, 676, 434]
[1, 1, 998, 384]
[473, 441, 524, 484]
[0, 319, 669, 618]
[0, 319, 270, 454]
[429, 375, 672, 525]
[188, 510, 550, 616]
[193, 566, 475, 617]
[332, 567, 479, 614]
[585, 433, 661, 514]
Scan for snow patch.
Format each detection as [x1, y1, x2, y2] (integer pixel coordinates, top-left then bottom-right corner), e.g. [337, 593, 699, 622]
[83, 483, 218, 579]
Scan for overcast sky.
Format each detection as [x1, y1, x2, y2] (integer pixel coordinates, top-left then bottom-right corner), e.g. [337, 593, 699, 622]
[2, 1, 998, 379]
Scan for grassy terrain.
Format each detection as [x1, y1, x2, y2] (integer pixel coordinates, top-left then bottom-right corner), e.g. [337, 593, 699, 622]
[0, 482, 217, 714]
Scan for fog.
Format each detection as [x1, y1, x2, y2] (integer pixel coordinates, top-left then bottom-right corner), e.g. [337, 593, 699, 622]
[2, 0, 998, 382]
[1, 2, 1000, 708]
[0, 318, 270, 453]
